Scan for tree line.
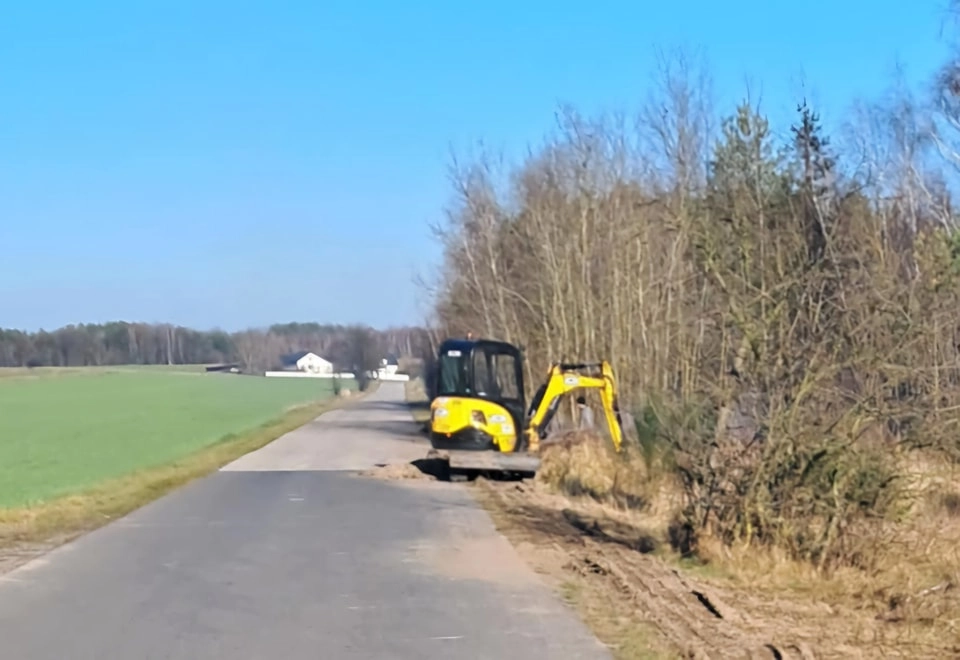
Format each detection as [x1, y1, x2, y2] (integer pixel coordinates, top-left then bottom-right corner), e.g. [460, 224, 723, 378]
[0, 321, 432, 375]
[424, 32, 960, 570]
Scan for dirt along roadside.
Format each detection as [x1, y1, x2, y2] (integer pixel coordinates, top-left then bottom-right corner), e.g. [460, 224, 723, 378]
[397, 381, 958, 660]
[475, 478, 817, 660]
[370, 460, 815, 659]
[474, 448, 960, 659]
[474, 464, 960, 659]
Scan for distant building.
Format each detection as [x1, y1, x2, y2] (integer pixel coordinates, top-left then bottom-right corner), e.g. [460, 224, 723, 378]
[369, 353, 409, 381]
[279, 351, 333, 374]
[380, 354, 399, 376]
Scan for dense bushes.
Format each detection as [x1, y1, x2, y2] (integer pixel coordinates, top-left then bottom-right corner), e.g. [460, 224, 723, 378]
[425, 53, 960, 570]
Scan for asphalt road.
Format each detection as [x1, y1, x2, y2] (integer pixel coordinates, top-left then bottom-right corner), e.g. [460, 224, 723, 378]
[0, 381, 610, 659]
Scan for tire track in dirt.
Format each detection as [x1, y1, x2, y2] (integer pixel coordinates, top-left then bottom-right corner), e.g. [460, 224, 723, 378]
[571, 538, 816, 659]
[362, 456, 939, 658]
[475, 479, 826, 660]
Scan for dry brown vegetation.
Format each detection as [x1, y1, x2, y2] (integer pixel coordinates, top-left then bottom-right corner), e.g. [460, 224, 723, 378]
[497, 437, 959, 657]
[417, 37, 960, 656]
[404, 376, 432, 428]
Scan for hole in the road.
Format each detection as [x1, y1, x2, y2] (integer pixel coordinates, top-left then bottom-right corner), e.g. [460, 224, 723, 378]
[410, 459, 532, 483]
[360, 458, 533, 484]
[411, 458, 453, 480]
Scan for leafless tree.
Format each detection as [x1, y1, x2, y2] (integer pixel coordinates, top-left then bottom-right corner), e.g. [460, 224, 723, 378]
[422, 48, 960, 571]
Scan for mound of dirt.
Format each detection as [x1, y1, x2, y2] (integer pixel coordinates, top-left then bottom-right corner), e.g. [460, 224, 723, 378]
[359, 462, 435, 480]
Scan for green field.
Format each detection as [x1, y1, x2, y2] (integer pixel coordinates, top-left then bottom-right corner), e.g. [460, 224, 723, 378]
[0, 367, 352, 508]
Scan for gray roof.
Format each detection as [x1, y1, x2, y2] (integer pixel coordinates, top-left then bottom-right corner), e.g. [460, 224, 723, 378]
[280, 351, 314, 366]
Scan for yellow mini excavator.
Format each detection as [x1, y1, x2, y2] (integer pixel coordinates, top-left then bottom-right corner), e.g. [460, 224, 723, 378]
[426, 336, 624, 476]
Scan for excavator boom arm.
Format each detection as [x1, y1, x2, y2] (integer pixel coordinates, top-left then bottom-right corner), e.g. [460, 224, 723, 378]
[524, 361, 623, 453]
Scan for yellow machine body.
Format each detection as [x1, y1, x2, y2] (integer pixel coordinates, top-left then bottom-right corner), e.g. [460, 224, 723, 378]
[426, 336, 625, 475]
[429, 396, 519, 453]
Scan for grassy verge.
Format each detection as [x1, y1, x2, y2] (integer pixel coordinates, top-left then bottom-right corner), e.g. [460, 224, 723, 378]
[555, 580, 674, 660]
[525, 435, 960, 657]
[0, 385, 376, 554]
[0, 368, 352, 507]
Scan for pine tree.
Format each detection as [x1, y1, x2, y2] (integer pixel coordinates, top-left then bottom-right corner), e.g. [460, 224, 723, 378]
[791, 100, 836, 263]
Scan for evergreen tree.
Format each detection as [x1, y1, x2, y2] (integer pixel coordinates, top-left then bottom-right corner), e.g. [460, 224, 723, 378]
[791, 100, 836, 263]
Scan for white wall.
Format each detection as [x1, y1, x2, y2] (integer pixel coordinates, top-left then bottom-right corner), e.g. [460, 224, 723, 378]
[265, 371, 355, 379]
[296, 353, 333, 374]
[368, 369, 410, 382]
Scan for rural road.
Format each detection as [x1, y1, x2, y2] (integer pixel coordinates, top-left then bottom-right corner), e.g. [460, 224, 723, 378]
[0, 381, 611, 659]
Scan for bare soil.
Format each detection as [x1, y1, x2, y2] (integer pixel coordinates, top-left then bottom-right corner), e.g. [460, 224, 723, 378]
[358, 457, 455, 481]
[359, 462, 436, 481]
[472, 477, 951, 660]
[397, 390, 956, 658]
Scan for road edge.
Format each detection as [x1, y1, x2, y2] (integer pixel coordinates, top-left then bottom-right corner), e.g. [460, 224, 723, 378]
[0, 383, 380, 575]
[400, 380, 653, 658]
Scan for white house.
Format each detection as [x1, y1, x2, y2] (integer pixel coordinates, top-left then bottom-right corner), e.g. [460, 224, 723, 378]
[280, 351, 333, 374]
[379, 355, 399, 376]
[369, 354, 409, 381]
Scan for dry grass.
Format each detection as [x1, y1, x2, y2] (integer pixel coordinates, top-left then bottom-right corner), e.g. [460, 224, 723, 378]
[680, 516, 960, 656]
[474, 480, 682, 659]
[537, 431, 650, 505]
[404, 377, 432, 427]
[476, 477, 834, 659]
[526, 435, 960, 657]
[696, 455, 960, 623]
[554, 577, 679, 660]
[0, 386, 375, 565]
[537, 430, 680, 529]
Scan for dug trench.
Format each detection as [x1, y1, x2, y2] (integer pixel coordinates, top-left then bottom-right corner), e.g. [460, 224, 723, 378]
[361, 445, 939, 660]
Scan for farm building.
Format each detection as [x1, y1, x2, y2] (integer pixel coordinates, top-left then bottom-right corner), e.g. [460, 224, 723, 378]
[380, 354, 399, 375]
[279, 351, 333, 374]
[369, 353, 409, 381]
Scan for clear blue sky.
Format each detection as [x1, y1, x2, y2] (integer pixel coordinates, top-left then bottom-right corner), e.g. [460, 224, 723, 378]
[0, 0, 952, 332]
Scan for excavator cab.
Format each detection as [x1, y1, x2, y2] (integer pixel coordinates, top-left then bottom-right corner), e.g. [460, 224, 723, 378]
[427, 336, 625, 476]
[429, 338, 528, 454]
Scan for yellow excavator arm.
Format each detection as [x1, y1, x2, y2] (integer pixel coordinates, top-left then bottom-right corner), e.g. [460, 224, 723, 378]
[523, 361, 624, 453]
